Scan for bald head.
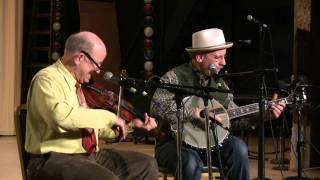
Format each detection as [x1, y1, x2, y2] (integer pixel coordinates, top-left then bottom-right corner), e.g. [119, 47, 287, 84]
[63, 31, 106, 57]
[61, 31, 107, 83]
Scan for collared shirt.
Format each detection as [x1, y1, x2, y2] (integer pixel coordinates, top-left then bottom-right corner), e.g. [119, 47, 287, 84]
[25, 60, 117, 154]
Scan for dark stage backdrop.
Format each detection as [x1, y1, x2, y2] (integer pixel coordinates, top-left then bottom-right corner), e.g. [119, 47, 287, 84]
[114, 0, 296, 138]
[115, 0, 293, 96]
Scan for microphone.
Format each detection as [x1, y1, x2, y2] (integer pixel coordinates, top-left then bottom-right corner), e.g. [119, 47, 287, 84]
[238, 39, 252, 44]
[103, 72, 148, 96]
[208, 64, 217, 76]
[247, 15, 268, 28]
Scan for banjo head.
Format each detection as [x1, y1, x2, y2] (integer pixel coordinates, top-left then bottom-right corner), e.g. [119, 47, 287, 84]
[181, 96, 230, 150]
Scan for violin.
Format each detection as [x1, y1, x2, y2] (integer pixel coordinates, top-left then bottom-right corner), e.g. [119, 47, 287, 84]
[82, 78, 161, 142]
[81, 80, 145, 122]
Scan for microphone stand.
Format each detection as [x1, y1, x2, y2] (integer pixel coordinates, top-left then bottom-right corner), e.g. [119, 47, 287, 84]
[202, 91, 214, 180]
[255, 24, 271, 180]
[218, 24, 271, 180]
[256, 73, 270, 180]
[201, 78, 225, 180]
[203, 78, 226, 180]
[219, 69, 277, 179]
[284, 86, 311, 180]
[257, 24, 268, 180]
[216, 68, 278, 79]
[217, 25, 274, 179]
[173, 92, 184, 180]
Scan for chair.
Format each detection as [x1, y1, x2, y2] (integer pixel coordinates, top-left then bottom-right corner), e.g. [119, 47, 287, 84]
[158, 166, 221, 180]
[14, 104, 29, 180]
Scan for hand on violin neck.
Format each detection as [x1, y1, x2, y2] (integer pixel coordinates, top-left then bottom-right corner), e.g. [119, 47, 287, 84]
[132, 113, 157, 131]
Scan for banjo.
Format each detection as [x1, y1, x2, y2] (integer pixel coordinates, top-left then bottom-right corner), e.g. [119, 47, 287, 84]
[172, 94, 294, 151]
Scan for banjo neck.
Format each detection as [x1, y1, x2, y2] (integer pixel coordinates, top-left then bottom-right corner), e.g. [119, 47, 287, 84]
[227, 96, 293, 120]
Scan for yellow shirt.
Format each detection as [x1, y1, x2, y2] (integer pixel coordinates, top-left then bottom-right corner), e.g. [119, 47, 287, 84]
[25, 60, 117, 154]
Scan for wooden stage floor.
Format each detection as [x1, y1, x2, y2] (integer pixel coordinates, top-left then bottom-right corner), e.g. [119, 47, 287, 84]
[104, 136, 320, 180]
[1, 136, 320, 180]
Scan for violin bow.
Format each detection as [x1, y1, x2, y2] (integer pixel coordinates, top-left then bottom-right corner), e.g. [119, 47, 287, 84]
[117, 69, 129, 116]
[116, 69, 128, 141]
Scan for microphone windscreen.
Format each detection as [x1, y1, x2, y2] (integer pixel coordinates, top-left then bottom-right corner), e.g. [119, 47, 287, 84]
[247, 15, 253, 21]
[103, 72, 114, 80]
[208, 64, 217, 75]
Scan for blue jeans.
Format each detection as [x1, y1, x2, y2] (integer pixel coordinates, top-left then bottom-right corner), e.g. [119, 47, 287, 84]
[155, 136, 249, 180]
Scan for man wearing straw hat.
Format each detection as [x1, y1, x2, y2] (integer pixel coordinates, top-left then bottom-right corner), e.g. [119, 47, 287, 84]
[150, 28, 285, 180]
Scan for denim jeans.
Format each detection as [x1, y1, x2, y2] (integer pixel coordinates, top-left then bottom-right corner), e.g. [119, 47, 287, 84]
[155, 135, 250, 180]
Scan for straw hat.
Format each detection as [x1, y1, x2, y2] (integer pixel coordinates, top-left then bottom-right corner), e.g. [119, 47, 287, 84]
[185, 28, 233, 53]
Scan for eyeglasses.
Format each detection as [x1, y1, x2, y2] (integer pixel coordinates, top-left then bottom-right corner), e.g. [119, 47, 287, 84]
[80, 50, 103, 71]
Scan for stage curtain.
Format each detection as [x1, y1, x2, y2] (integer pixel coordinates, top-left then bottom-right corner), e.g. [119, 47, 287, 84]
[0, 0, 23, 135]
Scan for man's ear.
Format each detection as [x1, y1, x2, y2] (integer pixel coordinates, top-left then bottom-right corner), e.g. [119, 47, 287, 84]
[74, 53, 82, 65]
[195, 53, 204, 63]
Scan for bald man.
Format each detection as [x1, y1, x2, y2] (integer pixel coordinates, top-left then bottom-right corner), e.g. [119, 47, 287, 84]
[25, 31, 158, 180]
